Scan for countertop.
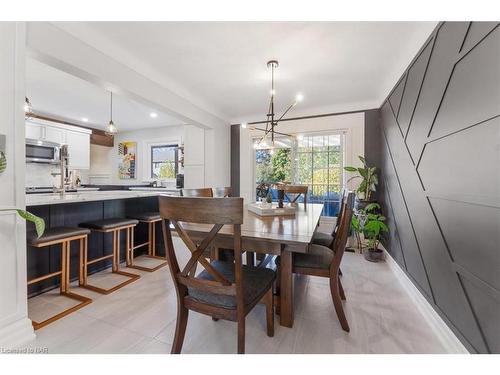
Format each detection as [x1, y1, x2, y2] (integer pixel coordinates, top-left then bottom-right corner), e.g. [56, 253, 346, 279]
[26, 190, 177, 206]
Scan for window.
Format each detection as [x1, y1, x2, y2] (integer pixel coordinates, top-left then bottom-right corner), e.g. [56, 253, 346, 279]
[254, 133, 345, 216]
[150, 144, 179, 179]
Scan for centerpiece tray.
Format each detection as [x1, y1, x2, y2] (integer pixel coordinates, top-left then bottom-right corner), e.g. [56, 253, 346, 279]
[247, 202, 296, 217]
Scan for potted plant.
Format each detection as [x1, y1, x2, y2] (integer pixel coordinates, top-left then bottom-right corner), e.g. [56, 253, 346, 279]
[344, 156, 378, 210]
[362, 203, 388, 262]
[0, 208, 45, 238]
[262, 191, 273, 208]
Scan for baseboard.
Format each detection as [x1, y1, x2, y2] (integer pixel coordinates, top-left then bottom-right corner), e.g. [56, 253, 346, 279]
[0, 317, 35, 350]
[384, 250, 469, 354]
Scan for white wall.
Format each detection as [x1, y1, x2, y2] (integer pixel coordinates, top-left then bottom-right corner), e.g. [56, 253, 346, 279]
[0, 22, 36, 348]
[240, 112, 365, 202]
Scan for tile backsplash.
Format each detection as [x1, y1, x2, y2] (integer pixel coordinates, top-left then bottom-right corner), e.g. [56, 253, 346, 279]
[25, 163, 88, 188]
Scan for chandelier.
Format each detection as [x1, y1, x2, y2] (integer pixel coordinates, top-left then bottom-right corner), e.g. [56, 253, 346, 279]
[105, 91, 118, 135]
[241, 60, 303, 149]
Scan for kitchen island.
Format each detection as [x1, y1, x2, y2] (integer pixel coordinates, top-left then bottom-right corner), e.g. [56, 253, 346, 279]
[26, 190, 178, 296]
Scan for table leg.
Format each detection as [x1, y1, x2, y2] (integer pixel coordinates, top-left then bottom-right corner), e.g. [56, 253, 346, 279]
[279, 247, 294, 328]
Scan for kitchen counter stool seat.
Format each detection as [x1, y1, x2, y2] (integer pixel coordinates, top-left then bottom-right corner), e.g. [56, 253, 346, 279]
[27, 227, 93, 330]
[79, 218, 140, 294]
[125, 212, 167, 272]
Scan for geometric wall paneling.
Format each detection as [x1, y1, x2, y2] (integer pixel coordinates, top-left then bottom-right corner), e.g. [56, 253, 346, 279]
[430, 26, 500, 140]
[458, 274, 500, 353]
[418, 117, 500, 205]
[388, 74, 407, 118]
[379, 119, 433, 298]
[460, 21, 500, 56]
[380, 98, 489, 353]
[406, 22, 471, 164]
[380, 181, 407, 269]
[396, 38, 434, 139]
[428, 197, 500, 291]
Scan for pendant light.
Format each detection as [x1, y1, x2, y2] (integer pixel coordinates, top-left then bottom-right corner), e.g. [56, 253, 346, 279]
[24, 97, 33, 119]
[105, 91, 118, 135]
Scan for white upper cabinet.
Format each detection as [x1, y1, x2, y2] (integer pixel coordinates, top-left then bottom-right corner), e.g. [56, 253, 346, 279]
[25, 119, 92, 170]
[43, 125, 66, 144]
[25, 122, 42, 139]
[65, 130, 90, 169]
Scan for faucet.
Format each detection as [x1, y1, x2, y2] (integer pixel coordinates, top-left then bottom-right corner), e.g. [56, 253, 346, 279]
[51, 144, 71, 196]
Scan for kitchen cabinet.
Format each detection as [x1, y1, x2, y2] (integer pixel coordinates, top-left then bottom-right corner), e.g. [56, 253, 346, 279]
[43, 125, 66, 144]
[25, 122, 42, 139]
[25, 119, 91, 170]
[66, 130, 90, 169]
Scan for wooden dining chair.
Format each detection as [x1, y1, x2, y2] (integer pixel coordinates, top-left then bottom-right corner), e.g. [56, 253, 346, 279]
[180, 187, 213, 197]
[276, 192, 355, 332]
[282, 184, 308, 208]
[212, 186, 232, 197]
[159, 196, 275, 354]
[311, 189, 347, 248]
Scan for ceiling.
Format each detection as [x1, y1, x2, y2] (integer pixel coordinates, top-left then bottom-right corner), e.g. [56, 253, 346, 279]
[53, 21, 437, 124]
[26, 58, 185, 131]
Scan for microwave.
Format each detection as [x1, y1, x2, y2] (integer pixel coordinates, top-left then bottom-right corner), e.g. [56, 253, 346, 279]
[26, 138, 61, 164]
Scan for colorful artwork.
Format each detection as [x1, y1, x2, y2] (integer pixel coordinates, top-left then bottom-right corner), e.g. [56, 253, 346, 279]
[118, 141, 136, 179]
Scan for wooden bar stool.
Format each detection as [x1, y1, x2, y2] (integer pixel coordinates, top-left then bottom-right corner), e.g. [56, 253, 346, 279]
[79, 218, 140, 294]
[126, 212, 167, 272]
[27, 227, 93, 330]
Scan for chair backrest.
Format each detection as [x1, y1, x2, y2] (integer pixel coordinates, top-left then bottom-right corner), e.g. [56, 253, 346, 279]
[330, 192, 355, 272]
[281, 184, 308, 206]
[181, 188, 213, 197]
[331, 189, 347, 236]
[159, 196, 244, 309]
[212, 186, 232, 197]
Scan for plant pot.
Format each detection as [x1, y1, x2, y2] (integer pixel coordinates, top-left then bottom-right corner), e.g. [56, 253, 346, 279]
[364, 248, 384, 263]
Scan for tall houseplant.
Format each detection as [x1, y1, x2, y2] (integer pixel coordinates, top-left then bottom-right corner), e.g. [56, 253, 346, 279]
[344, 155, 378, 206]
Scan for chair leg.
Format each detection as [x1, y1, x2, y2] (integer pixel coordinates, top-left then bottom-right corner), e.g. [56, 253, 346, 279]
[265, 288, 274, 337]
[171, 305, 189, 354]
[338, 277, 346, 301]
[275, 263, 281, 315]
[237, 316, 245, 354]
[330, 272, 349, 332]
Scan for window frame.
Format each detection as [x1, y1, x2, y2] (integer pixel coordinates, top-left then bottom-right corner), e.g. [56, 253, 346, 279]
[150, 144, 179, 180]
[142, 138, 182, 182]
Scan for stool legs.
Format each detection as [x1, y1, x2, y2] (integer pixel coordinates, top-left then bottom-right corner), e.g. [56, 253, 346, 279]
[29, 237, 92, 330]
[126, 221, 167, 272]
[80, 227, 140, 295]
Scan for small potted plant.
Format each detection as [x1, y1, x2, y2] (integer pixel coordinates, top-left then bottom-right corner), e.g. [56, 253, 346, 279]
[262, 191, 273, 208]
[344, 156, 378, 210]
[362, 203, 388, 262]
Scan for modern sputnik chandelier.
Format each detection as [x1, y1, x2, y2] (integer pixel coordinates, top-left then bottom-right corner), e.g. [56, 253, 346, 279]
[241, 60, 303, 149]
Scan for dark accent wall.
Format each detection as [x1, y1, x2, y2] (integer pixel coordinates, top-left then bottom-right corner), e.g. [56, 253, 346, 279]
[377, 21, 500, 353]
[230, 124, 240, 196]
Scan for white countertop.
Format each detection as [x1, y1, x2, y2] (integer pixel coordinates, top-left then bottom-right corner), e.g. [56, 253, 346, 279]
[26, 190, 175, 206]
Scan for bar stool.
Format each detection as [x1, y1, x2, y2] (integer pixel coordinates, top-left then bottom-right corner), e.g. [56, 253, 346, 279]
[27, 227, 93, 330]
[126, 212, 168, 272]
[79, 218, 140, 294]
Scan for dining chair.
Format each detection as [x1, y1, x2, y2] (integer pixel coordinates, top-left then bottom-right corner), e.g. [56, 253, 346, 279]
[159, 196, 275, 354]
[311, 189, 347, 248]
[281, 184, 308, 208]
[212, 186, 232, 197]
[276, 192, 355, 332]
[180, 187, 213, 197]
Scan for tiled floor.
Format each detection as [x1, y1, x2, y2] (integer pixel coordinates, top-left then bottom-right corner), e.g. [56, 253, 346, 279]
[23, 236, 451, 354]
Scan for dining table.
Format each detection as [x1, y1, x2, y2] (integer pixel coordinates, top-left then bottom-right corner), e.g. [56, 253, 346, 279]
[179, 202, 324, 328]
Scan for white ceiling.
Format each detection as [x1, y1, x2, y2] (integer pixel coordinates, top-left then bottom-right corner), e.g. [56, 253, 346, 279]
[33, 22, 437, 129]
[26, 58, 185, 131]
[53, 21, 437, 124]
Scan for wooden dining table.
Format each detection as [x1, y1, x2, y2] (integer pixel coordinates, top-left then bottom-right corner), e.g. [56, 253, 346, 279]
[180, 202, 324, 328]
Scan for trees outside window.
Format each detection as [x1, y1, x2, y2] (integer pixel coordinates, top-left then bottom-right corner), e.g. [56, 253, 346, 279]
[254, 133, 344, 216]
[151, 144, 178, 179]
